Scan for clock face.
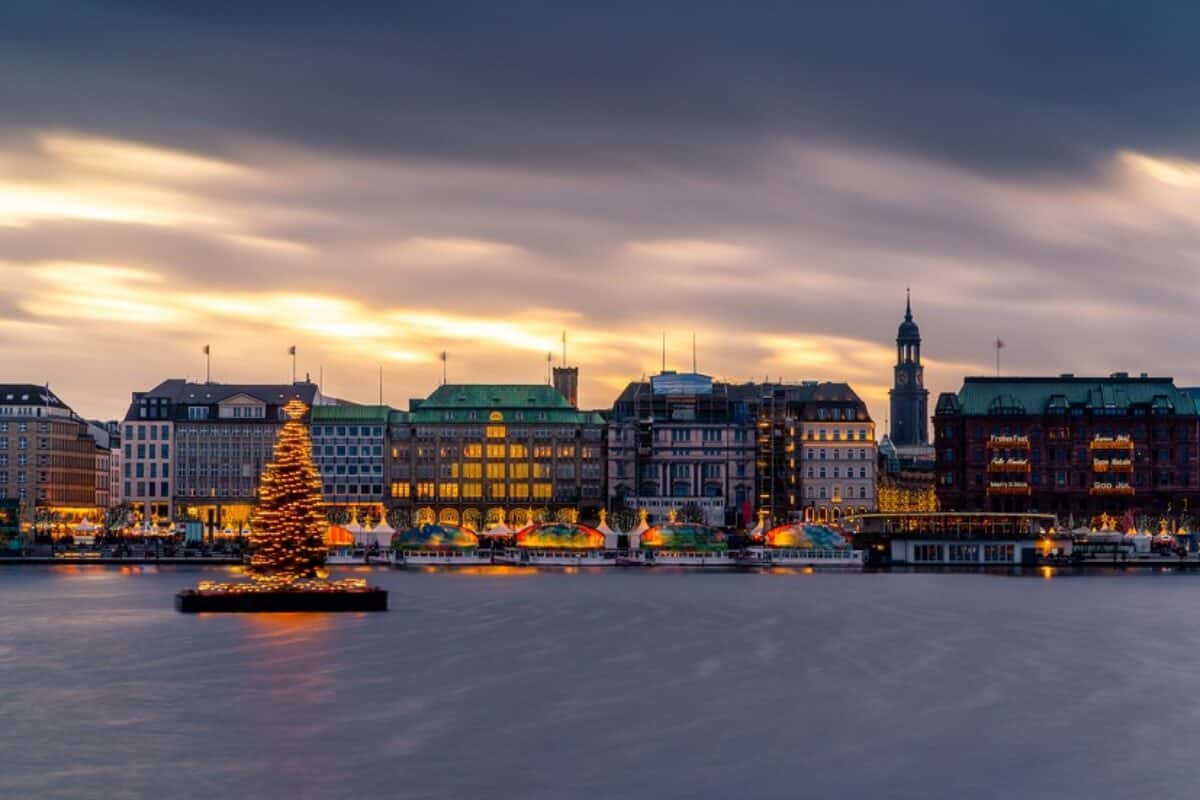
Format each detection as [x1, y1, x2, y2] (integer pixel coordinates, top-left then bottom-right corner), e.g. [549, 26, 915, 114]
[896, 371, 909, 386]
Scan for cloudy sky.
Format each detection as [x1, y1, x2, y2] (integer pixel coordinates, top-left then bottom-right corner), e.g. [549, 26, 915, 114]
[3, 2, 1199, 424]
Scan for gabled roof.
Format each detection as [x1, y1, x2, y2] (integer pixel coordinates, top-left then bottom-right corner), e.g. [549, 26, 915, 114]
[124, 379, 319, 421]
[948, 376, 1197, 416]
[399, 384, 605, 425]
[0, 384, 69, 409]
[311, 404, 390, 423]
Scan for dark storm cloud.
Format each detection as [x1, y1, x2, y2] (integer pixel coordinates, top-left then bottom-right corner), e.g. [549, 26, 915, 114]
[5, 1, 1200, 177]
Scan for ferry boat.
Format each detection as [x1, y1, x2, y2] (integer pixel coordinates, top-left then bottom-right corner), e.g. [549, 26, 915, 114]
[629, 521, 734, 568]
[325, 547, 368, 565]
[735, 547, 863, 568]
[492, 521, 616, 567]
[618, 548, 737, 568]
[397, 548, 493, 567]
[738, 523, 863, 568]
[493, 548, 616, 567]
[390, 523, 491, 567]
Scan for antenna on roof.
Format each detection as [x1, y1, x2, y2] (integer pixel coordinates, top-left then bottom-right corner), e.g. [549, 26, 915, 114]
[546, 351, 552, 384]
[661, 332, 666, 373]
[440, 350, 448, 385]
[378, 364, 383, 406]
[562, 330, 567, 367]
[692, 331, 696, 374]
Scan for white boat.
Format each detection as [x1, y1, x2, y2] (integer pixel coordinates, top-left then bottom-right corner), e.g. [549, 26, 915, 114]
[395, 549, 494, 567]
[618, 549, 737, 568]
[325, 547, 368, 565]
[736, 547, 864, 568]
[493, 548, 617, 567]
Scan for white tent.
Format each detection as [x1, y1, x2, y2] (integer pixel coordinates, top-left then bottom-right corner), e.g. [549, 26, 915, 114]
[481, 522, 511, 539]
[344, 519, 367, 545]
[628, 510, 649, 550]
[73, 520, 97, 533]
[596, 510, 620, 550]
[369, 521, 395, 548]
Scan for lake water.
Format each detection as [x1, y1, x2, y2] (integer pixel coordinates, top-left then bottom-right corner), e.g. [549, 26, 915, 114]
[2, 565, 1199, 799]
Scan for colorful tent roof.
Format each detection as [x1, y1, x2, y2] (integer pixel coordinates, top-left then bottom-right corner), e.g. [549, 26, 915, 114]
[515, 522, 605, 550]
[325, 525, 354, 546]
[393, 524, 479, 550]
[640, 523, 727, 551]
[764, 524, 848, 549]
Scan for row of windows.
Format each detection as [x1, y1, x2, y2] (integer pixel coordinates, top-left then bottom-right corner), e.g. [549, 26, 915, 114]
[126, 424, 172, 441]
[317, 445, 385, 457]
[393, 444, 597, 460]
[805, 448, 872, 460]
[312, 425, 385, 437]
[806, 467, 871, 479]
[804, 486, 872, 500]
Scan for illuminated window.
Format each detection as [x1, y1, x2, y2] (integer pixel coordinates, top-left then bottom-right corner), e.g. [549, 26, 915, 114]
[511, 463, 529, 479]
[558, 445, 576, 458]
[486, 426, 506, 439]
[486, 444, 505, 459]
[533, 483, 552, 499]
[533, 463, 551, 478]
[463, 483, 483, 499]
[534, 446, 552, 458]
[416, 482, 435, 498]
[390, 482, 410, 498]
[509, 443, 527, 459]
[488, 483, 506, 498]
[488, 411, 503, 422]
[463, 463, 482, 479]
[450, 463, 460, 478]
[510, 483, 529, 498]
[486, 463, 506, 479]
[439, 483, 459, 499]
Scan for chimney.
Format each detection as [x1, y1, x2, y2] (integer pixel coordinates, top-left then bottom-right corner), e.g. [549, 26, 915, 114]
[553, 366, 579, 407]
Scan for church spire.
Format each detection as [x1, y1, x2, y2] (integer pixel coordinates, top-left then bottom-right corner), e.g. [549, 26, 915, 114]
[905, 286, 912, 321]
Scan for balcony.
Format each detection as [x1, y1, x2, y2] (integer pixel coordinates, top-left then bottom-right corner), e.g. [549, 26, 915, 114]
[1090, 435, 1133, 452]
[987, 481, 1031, 496]
[1089, 482, 1135, 496]
[987, 435, 1030, 449]
[987, 458, 1031, 473]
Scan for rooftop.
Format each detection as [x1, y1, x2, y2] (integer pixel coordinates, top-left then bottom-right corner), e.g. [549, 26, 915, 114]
[939, 374, 1196, 416]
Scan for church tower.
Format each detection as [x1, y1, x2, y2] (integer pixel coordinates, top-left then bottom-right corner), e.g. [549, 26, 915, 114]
[889, 289, 929, 446]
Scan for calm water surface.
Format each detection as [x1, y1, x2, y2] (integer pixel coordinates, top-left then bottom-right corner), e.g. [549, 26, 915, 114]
[2, 565, 1199, 799]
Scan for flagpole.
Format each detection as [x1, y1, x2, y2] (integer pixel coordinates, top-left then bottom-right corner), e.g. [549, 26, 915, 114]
[290, 346, 297, 383]
[204, 344, 211, 383]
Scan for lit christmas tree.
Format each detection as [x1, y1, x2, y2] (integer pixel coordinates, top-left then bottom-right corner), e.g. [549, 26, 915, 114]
[247, 398, 327, 584]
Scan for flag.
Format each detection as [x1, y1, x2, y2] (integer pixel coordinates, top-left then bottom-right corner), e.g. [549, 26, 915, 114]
[202, 344, 210, 355]
[439, 350, 447, 362]
[1121, 509, 1135, 532]
[288, 345, 296, 356]
[995, 338, 1005, 350]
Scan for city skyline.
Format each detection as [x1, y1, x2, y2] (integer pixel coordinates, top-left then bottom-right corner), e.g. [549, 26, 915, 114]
[5, 4, 1200, 423]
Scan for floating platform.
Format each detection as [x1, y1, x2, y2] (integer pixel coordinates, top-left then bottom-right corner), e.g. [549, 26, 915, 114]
[175, 586, 388, 613]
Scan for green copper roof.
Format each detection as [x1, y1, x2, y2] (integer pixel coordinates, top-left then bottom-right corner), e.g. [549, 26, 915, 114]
[310, 404, 391, 423]
[392, 384, 604, 425]
[948, 376, 1197, 416]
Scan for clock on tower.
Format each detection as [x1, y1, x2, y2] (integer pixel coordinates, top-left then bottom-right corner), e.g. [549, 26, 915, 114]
[888, 289, 930, 447]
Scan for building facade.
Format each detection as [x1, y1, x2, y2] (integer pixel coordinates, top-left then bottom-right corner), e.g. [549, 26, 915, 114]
[607, 372, 756, 526]
[889, 291, 930, 448]
[311, 405, 388, 515]
[934, 374, 1200, 517]
[754, 382, 878, 523]
[0, 385, 104, 526]
[387, 384, 605, 529]
[122, 380, 321, 532]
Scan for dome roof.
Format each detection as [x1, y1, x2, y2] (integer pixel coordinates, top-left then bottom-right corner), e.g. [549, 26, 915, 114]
[393, 523, 479, 550]
[516, 522, 605, 550]
[640, 523, 727, 551]
[897, 289, 920, 340]
[765, 524, 848, 549]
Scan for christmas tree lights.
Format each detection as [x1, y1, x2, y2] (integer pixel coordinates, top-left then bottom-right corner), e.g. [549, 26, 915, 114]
[246, 398, 327, 584]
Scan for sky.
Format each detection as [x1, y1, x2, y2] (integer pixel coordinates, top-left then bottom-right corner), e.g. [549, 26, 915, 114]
[2, 2, 1200, 425]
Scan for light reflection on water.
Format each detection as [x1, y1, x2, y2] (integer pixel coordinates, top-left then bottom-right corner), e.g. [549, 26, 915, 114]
[3, 566, 1200, 799]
